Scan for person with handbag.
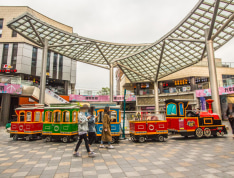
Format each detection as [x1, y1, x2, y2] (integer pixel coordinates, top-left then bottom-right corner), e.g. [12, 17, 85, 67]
[99, 107, 114, 149]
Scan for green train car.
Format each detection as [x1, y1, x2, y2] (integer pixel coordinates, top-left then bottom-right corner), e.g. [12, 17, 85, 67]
[42, 104, 79, 143]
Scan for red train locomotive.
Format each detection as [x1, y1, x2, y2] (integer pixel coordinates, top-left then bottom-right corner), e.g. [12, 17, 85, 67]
[129, 114, 168, 142]
[165, 99, 227, 138]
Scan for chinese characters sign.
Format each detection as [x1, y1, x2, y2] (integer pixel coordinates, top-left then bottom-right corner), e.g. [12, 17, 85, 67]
[196, 85, 234, 97]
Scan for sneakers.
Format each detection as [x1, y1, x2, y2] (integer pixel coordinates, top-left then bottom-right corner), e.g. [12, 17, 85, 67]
[73, 152, 80, 157]
[88, 152, 95, 157]
[99, 144, 105, 148]
[108, 145, 114, 149]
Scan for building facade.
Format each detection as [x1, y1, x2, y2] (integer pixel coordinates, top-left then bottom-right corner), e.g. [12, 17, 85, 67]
[0, 6, 77, 125]
[117, 58, 234, 113]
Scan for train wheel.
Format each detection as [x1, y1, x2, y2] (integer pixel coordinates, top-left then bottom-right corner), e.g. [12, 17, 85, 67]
[204, 128, 211, 137]
[62, 137, 69, 143]
[111, 137, 116, 144]
[158, 135, 164, 142]
[195, 128, 203, 138]
[45, 136, 52, 142]
[221, 131, 224, 136]
[13, 135, 18, 141]
[138, 136, 145, 143]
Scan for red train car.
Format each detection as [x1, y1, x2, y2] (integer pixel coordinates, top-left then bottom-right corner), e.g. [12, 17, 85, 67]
[165, 99, 227, 138]
[10, 105, 44, 141]
[129, 114, 168, 142]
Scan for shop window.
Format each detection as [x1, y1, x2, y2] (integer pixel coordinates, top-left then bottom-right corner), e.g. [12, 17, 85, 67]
[166, 103, 177, 115]
[0, 19, 3, 38]
[12, 30, 17, 37]
[19, 112, 25, 122]
[53, 111, 61, 122]
[53, 53, 58, 79]
[45, 111, 52, 122]
[31, 47, 38, 76]
[11, 43, 18, 68]
[26, 112, 32, 122]
[179, 103, 184, 116]
[72, 111, 77, 122]
[2, 44, 9, 67]
[46, 51, 51, 73]
[58, 55, 63, 80]
[62, 111, 70, 122]
[35, 112, 41, 122]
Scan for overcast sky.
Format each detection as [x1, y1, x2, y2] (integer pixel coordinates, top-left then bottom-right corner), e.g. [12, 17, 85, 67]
[1, 0, 233, 91]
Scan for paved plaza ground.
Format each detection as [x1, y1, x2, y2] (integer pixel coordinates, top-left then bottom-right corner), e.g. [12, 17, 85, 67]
[1, 122, 234, 178]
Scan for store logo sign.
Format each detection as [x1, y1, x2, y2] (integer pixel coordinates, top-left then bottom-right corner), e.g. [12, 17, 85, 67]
[1, 64, 17, 73]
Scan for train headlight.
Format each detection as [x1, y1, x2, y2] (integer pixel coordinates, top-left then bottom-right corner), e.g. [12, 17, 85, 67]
[217, 127, 223, 130]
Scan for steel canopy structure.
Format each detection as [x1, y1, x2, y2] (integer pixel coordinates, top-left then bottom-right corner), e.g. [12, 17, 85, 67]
[7, 0, 234, 83]
[6, 0, 234, 116]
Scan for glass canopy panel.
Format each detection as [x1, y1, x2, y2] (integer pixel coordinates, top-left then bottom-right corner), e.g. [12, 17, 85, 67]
[6, 0, 233, 83]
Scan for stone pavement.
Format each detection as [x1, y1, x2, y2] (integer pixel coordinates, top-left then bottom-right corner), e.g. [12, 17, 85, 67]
[1, 125, 234, 178]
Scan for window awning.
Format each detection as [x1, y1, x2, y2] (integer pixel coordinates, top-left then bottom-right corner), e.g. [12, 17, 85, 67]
[7, 0, 234, 82]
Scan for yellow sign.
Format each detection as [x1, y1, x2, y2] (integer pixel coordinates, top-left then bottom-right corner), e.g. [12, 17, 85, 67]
[175, 79, 188, 86]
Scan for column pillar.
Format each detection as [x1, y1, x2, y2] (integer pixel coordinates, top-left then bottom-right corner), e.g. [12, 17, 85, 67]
[136, 83, 141, 95]
[190, 77, 196, 91]
[154, 81, 159, 114]
[159, 82, 163, 94]
[110, 64, 113, 102]
[204, 28, 221, 118]
[39, 39, 48, 104]
[0, 94, 11, 125]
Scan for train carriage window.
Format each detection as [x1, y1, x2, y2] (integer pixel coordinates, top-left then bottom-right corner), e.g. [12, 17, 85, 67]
[26, 112, 32, 122]
[72, 111, 77, 122]
[45, 111, 52, 122]
[166, 103, 177, 115]
[109, 111, 117, 122]
[63, 111, 70, 122]
[53, 111, 61, 122]
[42, 112, 44, 122]
[179, 103, 184, 116]
[19, 112, 25, 122]
[35, 112, 41, 122]
[98, 111, 104, 123]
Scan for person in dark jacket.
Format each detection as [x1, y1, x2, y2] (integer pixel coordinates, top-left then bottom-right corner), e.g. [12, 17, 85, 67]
[228, 114, 234, 137]
[87, 107, 98, 152]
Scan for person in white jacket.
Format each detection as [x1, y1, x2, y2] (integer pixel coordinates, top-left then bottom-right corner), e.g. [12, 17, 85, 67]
[73, 105, 95, 157]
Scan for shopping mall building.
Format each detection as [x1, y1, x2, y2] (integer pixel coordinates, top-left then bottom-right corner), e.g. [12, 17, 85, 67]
[0, 6, 77, 124]
[116, 58, 234, 118]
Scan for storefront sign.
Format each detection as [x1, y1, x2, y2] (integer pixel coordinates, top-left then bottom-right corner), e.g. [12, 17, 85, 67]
[174, 79, 188, 86]
[0, 83, 22, 94]
[196, 85, 234, 97]
[1, 65, 17, 73]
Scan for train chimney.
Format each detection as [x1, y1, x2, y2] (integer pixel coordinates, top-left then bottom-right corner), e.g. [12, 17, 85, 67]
[206, 99, 214, 114]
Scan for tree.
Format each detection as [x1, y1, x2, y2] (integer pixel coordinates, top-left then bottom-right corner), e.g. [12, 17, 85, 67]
[98, 87, 110, 95]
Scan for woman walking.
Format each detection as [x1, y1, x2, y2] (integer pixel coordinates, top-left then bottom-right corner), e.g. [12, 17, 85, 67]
[73, 105, 95, 157]
[228, 114, 234, 138]
[99, 107, 114, 149]
[87, 107, 98, 151]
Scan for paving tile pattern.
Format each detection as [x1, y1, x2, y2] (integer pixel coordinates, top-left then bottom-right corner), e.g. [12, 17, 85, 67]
[1, 125, 234, 178]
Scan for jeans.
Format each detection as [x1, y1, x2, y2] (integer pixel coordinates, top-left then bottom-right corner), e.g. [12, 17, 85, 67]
[101, 140, 111, 145]
[88, 132, 96, 145]
[75, 133, 90, 152]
